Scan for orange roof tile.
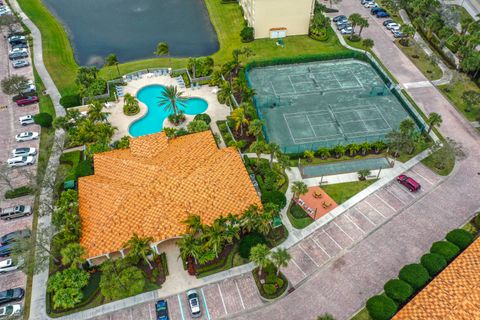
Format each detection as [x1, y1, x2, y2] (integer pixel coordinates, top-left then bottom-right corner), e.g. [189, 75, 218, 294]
[394, 238, 480, 320]
[78, 131, 261, 258]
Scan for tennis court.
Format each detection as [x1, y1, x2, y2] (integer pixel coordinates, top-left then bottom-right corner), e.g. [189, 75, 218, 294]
[247, 59, 419, 153]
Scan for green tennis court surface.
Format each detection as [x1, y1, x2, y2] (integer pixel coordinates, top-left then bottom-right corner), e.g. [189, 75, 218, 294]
[247, 59, 418, 153]
[302, 157, 392, 178]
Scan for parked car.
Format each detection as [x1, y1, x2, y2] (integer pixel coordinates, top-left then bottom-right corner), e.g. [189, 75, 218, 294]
[8, 35, 25, 44]
[0, 259, 22, 273]
[340, 27, 354, 34]
[11, 43, 27, 50]
[155, 300, 169, 320]
[7, 156, 35, 168]
[0, 230, 31, 245]
[15, 131, 39, 142]
[337, 22, 351, 30]
[397, 175, 421, 192]
[19, 115, 34, 126]
[12, 60, 29, 69]
[21, 81, 36, 94]
[393, 31, 406, 38]
[386, 22, 400, 30]
[187, 290, 201, 318]
[336, 19, 349, 27]
[333, 15, 347, 22]
[376, 11, 390, 18]
[364, 2, 377, 8]
[0, 205, 32, 220]
[0, 244, 14, 257]
[8, 48, 27, 56]
[390, 25, 401, 33]
[8, 52, 28, 60]
[16, 96, 38, 106]
[0, 304, 22, 317]
[12, 147, 36, 157]
[0, 288, 24, 305]
[371, 7, 385, 14]
[383, 19, 394, 26]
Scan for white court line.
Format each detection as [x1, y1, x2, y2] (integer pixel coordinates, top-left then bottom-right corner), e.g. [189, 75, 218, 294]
[305, 114, 318, 137]
[290, 258, 307, 277]
[323, 229, 343, 249]
[283, 110, 330, 117]
[331, 71, 343, 88]
[298, 243, 320, 267]
[344, 213, 366, 234]
[411, 168, 434, 185]
[217, 284, 228, 315]
[373, 104, 393, 131]
[374, 193, 398, 212]
[234, 280, 246, 309]
[333, 221, 355, 242]
[270, 81, 279, 96]
[288, 75, 298, 94]
[283, 113, 316, 143]
[352, 206, 377, 227]
[310, 235, 332, 258]
[364, 200, 387, 219]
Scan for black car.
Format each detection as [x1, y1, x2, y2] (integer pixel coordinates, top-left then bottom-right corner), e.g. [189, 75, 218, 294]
[0, 288, 24, 305]
[0, 243, 14, 257]
[155, 300, 169, 320]
[11, 43, 28, 50]
[0, 229, 31, 245]
[332, 15, 347, 22]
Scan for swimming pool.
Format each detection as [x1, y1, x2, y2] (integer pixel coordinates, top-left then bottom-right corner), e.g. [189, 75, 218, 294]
[129, 84, 208, 137]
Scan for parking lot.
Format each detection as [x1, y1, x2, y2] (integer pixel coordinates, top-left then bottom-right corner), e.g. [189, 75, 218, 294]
[0, 14, 38, 311]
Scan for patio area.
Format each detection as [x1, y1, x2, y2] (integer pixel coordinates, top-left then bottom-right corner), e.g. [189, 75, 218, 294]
[295, 186, 338, 221]
[106, 73, 230, 141]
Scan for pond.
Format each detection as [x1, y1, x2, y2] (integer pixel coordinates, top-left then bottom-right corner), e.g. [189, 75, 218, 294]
[42, 0, 219, 66]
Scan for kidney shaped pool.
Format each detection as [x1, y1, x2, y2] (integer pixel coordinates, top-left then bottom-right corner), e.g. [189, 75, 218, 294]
[129, 85, 208, 137]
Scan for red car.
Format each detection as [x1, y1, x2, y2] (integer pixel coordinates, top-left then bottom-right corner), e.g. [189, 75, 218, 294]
[16, 96, 38, 106]
[397, 175, 421, 192]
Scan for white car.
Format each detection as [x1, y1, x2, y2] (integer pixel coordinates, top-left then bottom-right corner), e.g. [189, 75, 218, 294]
[0, 304, 22, 317]
[19, 115, 34, 126]
[386, 22, 400, 30]
[390, 25, 401, 33]
[0, 259, 21, 273]
[187, 289, 201, 318]
[341, 27, 354, 34]
[11, 147, 37, 157]
[8, 48, 27, 56]
[15, 131, 39, 142]
[7, 156, 35, 167]
[22, 80, 36, 94]
[364, 2, 377, 7]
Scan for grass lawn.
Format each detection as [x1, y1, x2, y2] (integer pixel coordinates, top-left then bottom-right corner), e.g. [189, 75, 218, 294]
[438, 77, 480, 122]
[395, 41, 443, 81]
[421, 151, 455, 176]
[16, 0, 78, 96]
[287, 203, 313, 229]
[322, 180, 377, 204]
[350, 308, 372, 320]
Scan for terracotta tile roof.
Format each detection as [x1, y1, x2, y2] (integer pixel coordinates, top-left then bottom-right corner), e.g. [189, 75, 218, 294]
[394, 237, 480, 320]
[78, 131, 261, 258]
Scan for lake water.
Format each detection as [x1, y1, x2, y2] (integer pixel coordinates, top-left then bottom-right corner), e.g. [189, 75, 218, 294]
[42, 0, 219, 66]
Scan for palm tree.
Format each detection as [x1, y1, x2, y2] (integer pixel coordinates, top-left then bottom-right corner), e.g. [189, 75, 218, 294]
[87, 101, 108, 123]
[105, 53, 120, 75]
[358, 17, 369, 37]
[317, 147, 330, 159]
[346, 143, 360, 156]
[348, 13, 363, 36]
[231, 106, 249, 136]
[155, 42, 170, 66]
[372, 140, 386, 154]
[218, 81, 235, 106]
[399, 118, 415, 137]
[202, 221, 225, 258]
[358, 169, 371, 180]
[177, 234, 202, 262]
[270, 248, 291, 276]
[291, 181, 308, 199]
[332, 145, 346, 158]
[224, 223, 241, 244]
[242, 87, 256, 102]
[399, 24, 415, 46]
[426, 112, 442, 134]
[362, 38, 374, 51]
[125, 233, 154, 269]
[249, 243, 271, 276]
[248, 119, 264, 140]
[265, 142, 281, 168]
[277, 154, 291, 172]
[360, 142, 370, 156]
[60, 243, 86, 269]
[182, 214, 203, 235]
[241, 205, 260, 233]
[250, 140, 266, 165]
[255, 208, 274, 236]
[304, 150, 315, 162]
[158, 85, 186, 118]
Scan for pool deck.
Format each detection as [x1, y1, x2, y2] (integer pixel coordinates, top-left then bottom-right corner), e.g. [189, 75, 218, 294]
[107, 75, 230, 142]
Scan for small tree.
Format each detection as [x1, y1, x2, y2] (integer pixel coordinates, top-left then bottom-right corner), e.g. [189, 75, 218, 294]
[249, 243, 271, 276]
[348, 13, 363, 37]
[265, 142, 281, 168]
[462, 90, 480, 112]
[248, 119, 264, 140]
[357, 17, 369, 37]
[250, 140, 266, 165]
[304, 150, 315, 162]
[60, 243, 86, 269]
[1, 74, 29, 97]
[270, 247, 291, 276]
[400, 24, 416, 46]
[125, 233, 155, 269]
[99, 259, 145, 301]
[358, 169, 371, 180]
[0, 14, 19, 33]
[47, 268, 90, 310]
[428, 138, 465, 170]
[187, 120, 209, 133]
[240, 26, 254, 42]
[104, 53, 120, 75]
[123, 93, 140, 116]
[291, 181, 308, 199]
[426, 112, 442, 134]
[362, 38, 374, 51]
[155, 42, 170, 66]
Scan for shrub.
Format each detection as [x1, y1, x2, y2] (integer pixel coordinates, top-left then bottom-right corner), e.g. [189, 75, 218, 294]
[349, 35, 362, 42]
[276, 277, 284, 288]
[430, 241, 460, 262]
[420, 253, 447, 277]
[60, 94, 81, 108]
[366, 295, 397, 320]
[75, 159, 94, 178]
[475, 213, 480, 229]
[384, 279, 413, 304]
[168, 112, 186, 125]
[240, 26, 254, 42]
[5, 186, 34, 199]
[194, 113, 211, 125]
[263, 283, 276, 295]
[265, 274, 277, 284]
[445, 229, 474, 250]
[85, 79, 107, 97]
[239, 232, 267, 259]
[34, 112, 53, 127]
[398, 264, 430, 290]
[261, 191, 287, 209]
[123, 93, 140, 116]
[187, 120, 209, 133]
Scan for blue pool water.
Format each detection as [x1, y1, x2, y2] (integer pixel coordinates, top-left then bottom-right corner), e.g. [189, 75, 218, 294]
[129, 85, 208, 137]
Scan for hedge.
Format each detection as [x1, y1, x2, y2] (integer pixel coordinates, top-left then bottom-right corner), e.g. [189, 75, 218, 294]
[261, 190, 287, 209]
[239, 232, 266, 259]
[445, 229, 474, 250]
[398, 264, 430, 290]
[366, 295, 398, 320]
[59, 94, 81, 108]
[384, 279, 413, 304]
[5, 186, 34, 199]
[430, 241, 460, 262]
[193, 113, 211, 125]
[34, 112, 53, 127]
[420, 253, 447, 277]
[75, 159, 94, 178]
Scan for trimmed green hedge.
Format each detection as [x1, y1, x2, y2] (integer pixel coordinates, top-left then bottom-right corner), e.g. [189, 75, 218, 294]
[384, 279, 413, 304]
[398, 264, 430, 290]
[445, 229, 474, 250]
[193, 113, 212, 125]
[34, 112, 53, 127]
[261, 190, 287, 209]
[239, 232, 266, 259]
[75, 159, 94, 178]
[5, 186, 34, 199]
[430, 241, 460, 262]
[366, 295, 398, 320]
[420, 253, 447, 277]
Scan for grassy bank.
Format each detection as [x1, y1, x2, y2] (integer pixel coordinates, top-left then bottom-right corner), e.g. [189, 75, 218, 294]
[438, 77, 480, 122]
[17, 0, 77, 96]
[395, 41, 443, 81]
[322, 180, 377, 204]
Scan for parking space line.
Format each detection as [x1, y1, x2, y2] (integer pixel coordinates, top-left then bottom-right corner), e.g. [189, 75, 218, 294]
[345, 213, 366, 234]
[392, 183, 416, 198]
[364, 200, 387, 218]
[355, 207, 377, 226]
[384, 187, 407, 204]
[177, 294, 186, 320]
[374, 193, 398, 212]
[235, 280, 246, 309]
[311, 236, 331, 258]
[148, 303, 153, 320]
[411, 168, 434, 185]
[291, 258, 307, 276]
[217, 283, 228, 315]
[333, 221, 355, 242]
[298, 243, 319, 267]
[323, 229, 343, 249]
[130, 308, 133, 320]
[200, 288, 211, 320]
